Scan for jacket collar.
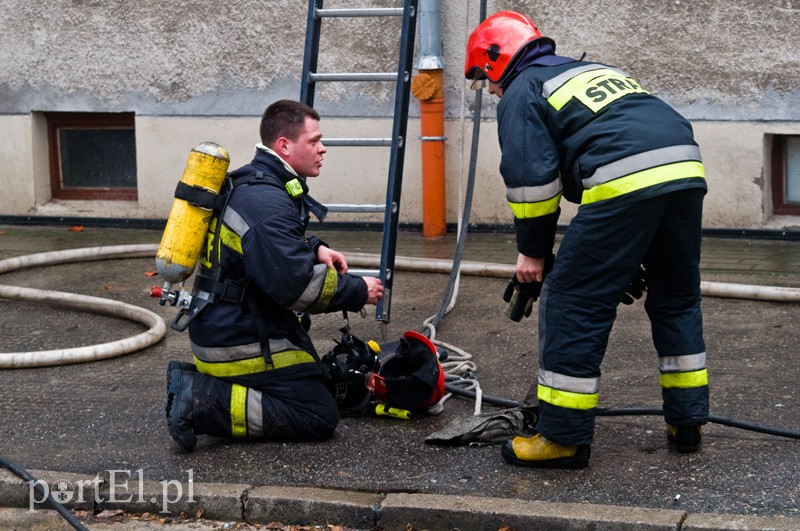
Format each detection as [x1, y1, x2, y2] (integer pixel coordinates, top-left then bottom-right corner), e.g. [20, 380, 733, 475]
[248, 146, 328, 222]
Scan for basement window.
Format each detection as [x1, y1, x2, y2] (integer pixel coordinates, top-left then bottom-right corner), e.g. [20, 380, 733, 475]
[46, 112, 137, 201]
[772, 135, 800, 215]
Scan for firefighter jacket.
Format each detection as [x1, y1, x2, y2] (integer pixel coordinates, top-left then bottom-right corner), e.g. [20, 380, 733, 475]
[496, 58, 708, 258]
[187, 148, 368, 384]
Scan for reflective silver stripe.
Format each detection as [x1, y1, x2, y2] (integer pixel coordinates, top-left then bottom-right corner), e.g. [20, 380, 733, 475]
[191, 338, 300, 362]
[542, 65, 626, 99]
[506, 178, 563, 203]
[289, 263, 329, 311]
[222, 206, 250, 239]
[538, 369, 600, 394]
[247, 388, 264, 437]
[582, 145, 702, 189]
[660, 352, 707, 373]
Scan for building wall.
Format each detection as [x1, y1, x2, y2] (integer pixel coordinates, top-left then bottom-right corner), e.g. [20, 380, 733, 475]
[1, 0, 799, 230]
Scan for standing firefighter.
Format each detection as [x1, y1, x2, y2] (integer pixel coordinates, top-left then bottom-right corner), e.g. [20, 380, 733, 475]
[165, 100, 384, 452]
[464, 11, 708, 468]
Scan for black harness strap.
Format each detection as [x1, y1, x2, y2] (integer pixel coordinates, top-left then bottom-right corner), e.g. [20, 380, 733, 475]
[174, 181, 227, 211]
[174, 168, 321, 371]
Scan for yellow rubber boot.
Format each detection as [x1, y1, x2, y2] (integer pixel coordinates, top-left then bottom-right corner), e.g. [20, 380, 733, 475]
[501, 434, 590, 469]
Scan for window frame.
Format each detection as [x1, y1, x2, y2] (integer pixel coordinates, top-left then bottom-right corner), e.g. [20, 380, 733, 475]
[771, 135, 800, 216]
[46, 112, 138, 201]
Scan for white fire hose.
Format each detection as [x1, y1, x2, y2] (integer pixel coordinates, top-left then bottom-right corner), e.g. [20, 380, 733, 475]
[0, 244, 164, 369]
[1, 245, 798, 369]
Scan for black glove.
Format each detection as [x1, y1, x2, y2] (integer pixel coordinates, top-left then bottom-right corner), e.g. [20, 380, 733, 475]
[620, 265, 647, 305]
[502, 253, 555, 322]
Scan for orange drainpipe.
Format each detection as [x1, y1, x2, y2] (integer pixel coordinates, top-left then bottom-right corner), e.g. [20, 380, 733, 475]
[411, 69, 446, 239]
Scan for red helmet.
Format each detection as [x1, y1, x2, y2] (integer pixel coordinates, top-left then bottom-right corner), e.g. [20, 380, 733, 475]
[371, 331, 445, 411]
[464, 11, 553, 83]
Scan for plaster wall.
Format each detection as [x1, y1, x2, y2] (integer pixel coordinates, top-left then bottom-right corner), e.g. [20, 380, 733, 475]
[2, 1, 798, 120]
[3, 113, 798, 230]
[1, 0, 799, 230]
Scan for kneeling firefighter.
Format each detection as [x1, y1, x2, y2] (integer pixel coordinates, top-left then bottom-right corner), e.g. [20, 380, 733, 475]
[163, 100, 384, 452]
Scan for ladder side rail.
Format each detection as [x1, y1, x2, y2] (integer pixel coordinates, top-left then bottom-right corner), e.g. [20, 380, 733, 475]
[300, 0, 324, 106]
[376, 0, 418, 323]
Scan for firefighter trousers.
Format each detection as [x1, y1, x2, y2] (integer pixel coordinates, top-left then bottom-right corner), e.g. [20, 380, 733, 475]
[536, 188, 708, 446]
[187, 369, 340, 442]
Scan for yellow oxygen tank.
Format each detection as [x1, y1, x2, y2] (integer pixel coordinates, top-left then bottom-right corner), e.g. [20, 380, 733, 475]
[155, 142, 230, 299]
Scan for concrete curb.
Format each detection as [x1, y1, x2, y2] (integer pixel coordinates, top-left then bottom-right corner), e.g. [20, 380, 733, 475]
[2, 469, 800, 530]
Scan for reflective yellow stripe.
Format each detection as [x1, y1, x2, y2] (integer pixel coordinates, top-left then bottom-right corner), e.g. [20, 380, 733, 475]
[538, 384, 599, 410]
[194, 349, 316, 378]
[271, 350, 316, 369]
[195, 355, 266, 377]
[306, 267, 339, 313]
[200, 217, 243, 269]
[660, 369, 708, 389]
[219, 224, 243, 255]
[200, 217, 218, 269]
[548, 68, 649, 112]
[581, 161, 705, 204]
[508, 193, 562, 219]
[230, 384, 248, 438]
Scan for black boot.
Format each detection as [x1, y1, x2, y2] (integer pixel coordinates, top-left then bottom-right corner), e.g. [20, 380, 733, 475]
[166, 361, 197, 452]
[667, 424, 703, 453]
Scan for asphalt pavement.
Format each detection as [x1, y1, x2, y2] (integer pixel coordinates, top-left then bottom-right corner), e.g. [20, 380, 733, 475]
[1, 223, 799, 530]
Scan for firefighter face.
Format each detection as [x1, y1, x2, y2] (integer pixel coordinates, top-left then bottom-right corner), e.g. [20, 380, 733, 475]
[487, 81, 504, 98]
[280, 117, 327, 177]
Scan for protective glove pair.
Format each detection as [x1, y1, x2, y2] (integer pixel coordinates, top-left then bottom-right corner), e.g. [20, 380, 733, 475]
[502, 258, 647, 322]
[620, 265, 647, 305]
[502, 253, 555, 322]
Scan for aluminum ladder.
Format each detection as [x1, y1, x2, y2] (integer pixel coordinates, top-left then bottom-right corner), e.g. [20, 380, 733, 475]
[300, 0, 419, 325]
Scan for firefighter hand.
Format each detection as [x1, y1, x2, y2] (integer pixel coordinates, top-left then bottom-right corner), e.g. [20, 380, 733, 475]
[363, 276, 384, 305]
[317, 245, 348, 273]
[620, 265, 647, 305]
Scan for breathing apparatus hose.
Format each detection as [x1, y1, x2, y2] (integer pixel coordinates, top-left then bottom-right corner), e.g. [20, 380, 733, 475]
[0, 455, 89, 530]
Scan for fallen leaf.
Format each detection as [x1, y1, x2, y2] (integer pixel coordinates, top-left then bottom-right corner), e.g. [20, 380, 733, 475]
[144, 270, 159, 277]
[67, 226, 84, 232]
[104, 284, 114, 290]
[194, 508, 205, 519]
[96, 509, 124, 519]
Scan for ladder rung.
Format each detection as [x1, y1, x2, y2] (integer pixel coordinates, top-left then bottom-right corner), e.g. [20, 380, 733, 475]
[347, 268, 381, 278]
[324, 138, 392, 147]
[325, 204, 385, 213]
[316, 8, 404, 18]
[309, 72, 397, 82]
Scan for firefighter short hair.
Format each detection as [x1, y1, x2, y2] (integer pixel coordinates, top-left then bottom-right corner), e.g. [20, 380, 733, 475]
[260, 100, 321, 146]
